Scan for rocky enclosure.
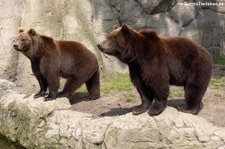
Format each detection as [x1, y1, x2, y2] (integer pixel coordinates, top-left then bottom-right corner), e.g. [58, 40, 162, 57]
[0, 0, 224, 92]
[0, 79, 225, 149]
[0, 1, 225, 147]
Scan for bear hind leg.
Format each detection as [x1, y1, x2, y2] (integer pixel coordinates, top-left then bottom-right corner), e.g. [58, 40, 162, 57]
[85, 70, 100, 100]
[58, 77, 84, 99]
[178, 84, 205, 115]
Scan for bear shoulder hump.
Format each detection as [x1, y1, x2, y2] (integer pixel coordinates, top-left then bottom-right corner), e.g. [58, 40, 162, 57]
[140, 29, 159, 40]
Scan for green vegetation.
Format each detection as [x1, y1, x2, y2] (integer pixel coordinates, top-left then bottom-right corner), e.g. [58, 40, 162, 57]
[76, 85, 87, 92]
[169, 90, 184, 98]
[210, 77, 225, 89]
[77, 73, 133, 94]
[77, 73, 135, 103]
[213, 55, 225, 65]
[101, 73, 133, 93]
[214, 93, 222, 97]
[209, 77, 225, 99]
[123, 93, 136, 103]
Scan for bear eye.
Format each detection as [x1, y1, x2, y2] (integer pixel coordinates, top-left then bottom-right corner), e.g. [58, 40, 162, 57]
[21, 39, 26, 42]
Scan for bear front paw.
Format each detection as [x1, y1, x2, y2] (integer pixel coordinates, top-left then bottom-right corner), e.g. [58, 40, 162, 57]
[34, 92, 45, 98]
[132, 105, 148, 115]
[87, 95, 100, 100]
[177, 105, 201, 115]
[44, 96, 56, 101]
[148, 108, 163, 116]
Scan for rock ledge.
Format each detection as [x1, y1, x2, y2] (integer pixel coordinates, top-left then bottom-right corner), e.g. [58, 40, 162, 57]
[0, 79, 224, 149]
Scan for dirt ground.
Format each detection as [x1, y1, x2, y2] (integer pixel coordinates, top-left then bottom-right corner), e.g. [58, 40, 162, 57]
[18, 66, 225, 127]
[69, 84, 225, 127]
[69, 65, 225, 127]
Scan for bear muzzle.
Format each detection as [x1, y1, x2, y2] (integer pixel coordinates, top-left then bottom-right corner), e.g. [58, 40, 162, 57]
[13, 44, 19, 51]
[97, 44, 105, 52]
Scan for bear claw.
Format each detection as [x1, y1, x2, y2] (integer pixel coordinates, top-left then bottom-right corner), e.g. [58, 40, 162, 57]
[132, 106, 148, 115]
[34, 92, 45, 98]
[44, 96, 56, 101]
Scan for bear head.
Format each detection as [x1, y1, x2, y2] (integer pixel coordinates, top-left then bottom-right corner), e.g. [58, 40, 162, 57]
[13, 28, 40, 59]
[13, 28, 37, 52]
[97, 25, 139, 63]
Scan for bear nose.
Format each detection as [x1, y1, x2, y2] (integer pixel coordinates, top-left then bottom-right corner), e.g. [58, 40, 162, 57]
[97, 44, 101, 48]
[13, 44, 18, 49]
[97, 44, 103, 51]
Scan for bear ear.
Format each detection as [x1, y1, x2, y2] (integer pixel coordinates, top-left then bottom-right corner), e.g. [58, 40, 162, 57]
[113, 25, 119, 30]
[19, 29, 24, 33]
[121, 25, 130, 33]
[121, 25, 135, 38]
[28, 28, 37, 36]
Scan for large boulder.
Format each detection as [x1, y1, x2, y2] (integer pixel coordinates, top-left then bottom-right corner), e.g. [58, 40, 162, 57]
[0, 79, 224, 148]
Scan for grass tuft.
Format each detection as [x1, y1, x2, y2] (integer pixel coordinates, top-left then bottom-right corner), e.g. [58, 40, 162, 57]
[169, 90, 184, 98]
[77, 73, 133, 94]
[210, 77, 225, 89]
[100, 73, 133, 93]
[213, 55, 225, 65]
[123, 93, 136, 103]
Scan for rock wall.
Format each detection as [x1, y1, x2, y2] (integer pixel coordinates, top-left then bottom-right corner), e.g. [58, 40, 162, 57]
[0, 79, 225, 149]
[0, 0, 225, 92]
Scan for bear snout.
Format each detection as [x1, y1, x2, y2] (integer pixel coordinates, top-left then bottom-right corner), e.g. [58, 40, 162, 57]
[97, 44, 104, 52]
[13, 44, 19, 50]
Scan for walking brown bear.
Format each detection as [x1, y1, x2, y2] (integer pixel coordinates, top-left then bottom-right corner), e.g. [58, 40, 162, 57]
[13, 28, 100, 101]
[97, 25, 212, 116]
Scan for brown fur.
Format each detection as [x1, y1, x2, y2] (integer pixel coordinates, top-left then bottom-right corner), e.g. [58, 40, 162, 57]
[97, 25, 212, 116]
[14, 29, 100, 101]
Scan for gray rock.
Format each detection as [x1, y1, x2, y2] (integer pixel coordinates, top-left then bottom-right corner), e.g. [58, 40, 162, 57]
[168, 2, 199, 27]
[0, 79, 16, 98]
[146, 13, 180, 36]
[0, 79, 225, 148]
[0, 0, 224, 117]
[0, 0, 21, 80]
[136, 0, 174, 14]
[180, 9, 225, 54]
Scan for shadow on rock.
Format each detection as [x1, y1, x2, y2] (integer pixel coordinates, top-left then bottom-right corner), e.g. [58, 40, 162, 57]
[167, 99, 185, 109]
[100, 107, 133, 117]
[100, 99, 185, 117]
[167, 99, 204, 112]
[69, 92, 93, 105]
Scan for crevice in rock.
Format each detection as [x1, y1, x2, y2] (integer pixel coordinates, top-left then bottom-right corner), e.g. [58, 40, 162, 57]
[181, 10, 200, 28]
[108, 1, 120, 14]
[133, 0, 144, 12]
[134, 0, 177, 15]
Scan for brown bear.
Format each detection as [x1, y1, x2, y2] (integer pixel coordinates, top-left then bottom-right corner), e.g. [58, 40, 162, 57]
[97, 25, 212, 116]
[13, 28, 100, 101]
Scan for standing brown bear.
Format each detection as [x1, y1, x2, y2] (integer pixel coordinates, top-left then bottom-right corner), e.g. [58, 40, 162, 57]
[97, 25, 212, 116]
[13, 28, 100, 101]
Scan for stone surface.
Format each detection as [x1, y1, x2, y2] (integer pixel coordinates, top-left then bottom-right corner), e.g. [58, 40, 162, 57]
[0, 79, 225, 148]
[0, 0, 224, 93]
[0, 79, 17, 99]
